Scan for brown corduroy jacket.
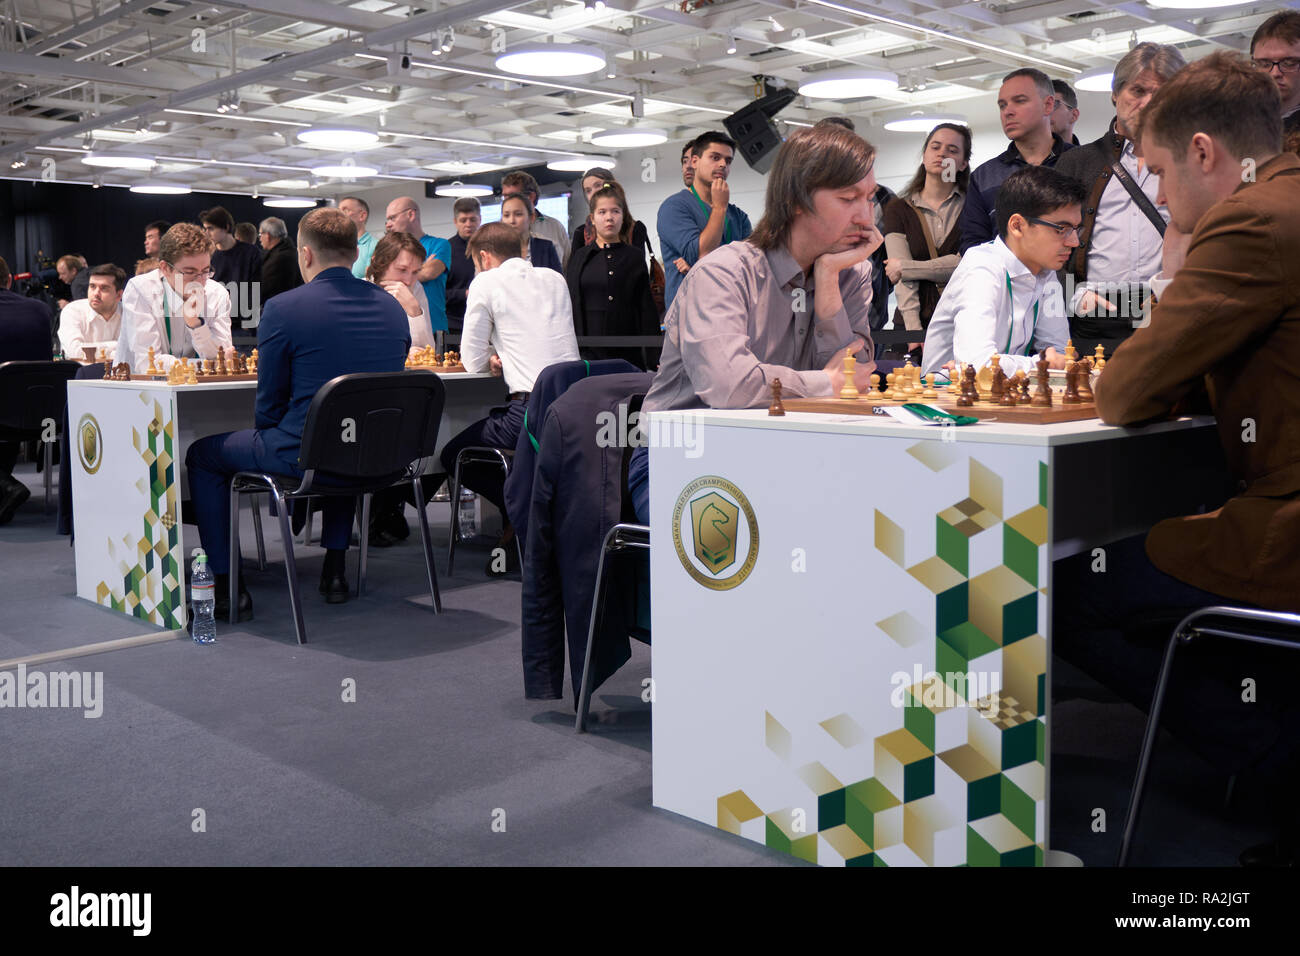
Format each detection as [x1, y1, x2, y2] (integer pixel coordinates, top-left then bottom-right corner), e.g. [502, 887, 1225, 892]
[1095, 152, 1300, 611]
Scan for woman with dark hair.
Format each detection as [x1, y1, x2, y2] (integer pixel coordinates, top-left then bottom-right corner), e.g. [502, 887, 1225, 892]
[499, 193, 563, 274]
[571, 168, 664, 316]
[565, 181, 660, 368]
[882, 123, 971, 357]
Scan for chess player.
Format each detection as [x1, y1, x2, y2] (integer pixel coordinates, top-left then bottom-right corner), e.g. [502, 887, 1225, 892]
[1252, 10, 1300, 137]
[185, 208, 411, 615]
[57, 263, 125, 360]
[921, 166, 1080, 377]
[0, 254, 54, 525]
[1056, 51, 1300, 866]
[629, 122, 881, 523]
[501, 170, 571, 266]
[438, 222, 579, 571]
[1054, 42, 1186, 356]
[384, 196, 451, 334]
[959, 69, 1074, 252]
[115, 223, 233, 373]
[657, 131, 753, 308]
[366, 231, 435, 350]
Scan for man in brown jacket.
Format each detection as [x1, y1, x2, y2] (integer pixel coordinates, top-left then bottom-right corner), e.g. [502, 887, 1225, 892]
[1053, 52, 1300, 866]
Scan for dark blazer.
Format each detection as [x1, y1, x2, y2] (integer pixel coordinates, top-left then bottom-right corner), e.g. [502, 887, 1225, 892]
[565, 240, 659, 337]
[445, 233, 474, 328]
[1096, 152, 1300, 611]
[959, 134, 1073, 252]
[1053, 118, 1126, 286]
[521, 371, 654, 700]
[69, 267, 90, 302]
[0, 289, 54, 361]
[259, 239, 302, 303]
[253, 266, 410, 471]
[528, 236, 563, 275]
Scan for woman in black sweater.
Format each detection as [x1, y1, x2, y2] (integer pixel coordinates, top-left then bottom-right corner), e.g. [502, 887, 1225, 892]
[565, 181, 659, 369]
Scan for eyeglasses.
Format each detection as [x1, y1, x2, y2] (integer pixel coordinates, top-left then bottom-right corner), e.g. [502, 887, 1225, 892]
[174, 266, 215, 279]
[1025, 216, 1081, 240]
[1252, 57, 1300, 74]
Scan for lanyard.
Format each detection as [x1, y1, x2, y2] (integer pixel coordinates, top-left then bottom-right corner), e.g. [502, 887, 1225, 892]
[1003, 271, 1039, 356]
[161, 285, 174, 354]
[690, 185, 731, 244]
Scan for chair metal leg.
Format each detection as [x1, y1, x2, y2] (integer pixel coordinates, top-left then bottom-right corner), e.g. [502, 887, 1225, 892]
[251, 493, 267, 571]
[413, 476, 442, 614]
[269, 485, 307, 645]
[356, 493, 371, 597]
[299, 498, 313, 545]
[576, 536, 615, 733]
[228, 482, 242, 626]
[43, 438, 53, 512]
[447, 455, 463, 575]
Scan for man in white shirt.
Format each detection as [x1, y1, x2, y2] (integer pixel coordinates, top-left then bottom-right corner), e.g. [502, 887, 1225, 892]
[116, 222, 233, 372]
[922, 166, 1084, 377]
[58, 264, 126, 360]
[439, 222, 580, 572]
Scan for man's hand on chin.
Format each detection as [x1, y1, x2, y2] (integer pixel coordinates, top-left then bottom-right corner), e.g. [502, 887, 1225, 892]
[813, 225, 884, 277]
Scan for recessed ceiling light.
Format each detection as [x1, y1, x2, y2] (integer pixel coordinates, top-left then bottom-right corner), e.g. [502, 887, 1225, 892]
[309, 160, 379, 178]
[434, 181, 494, 197]
[296, 125, 379, 149]
[495, 43, 606, 77]
[590, 126, 667, 148]
[546, 155, 616, 172]
[798, 69, 899, 100]
[263, 178, 312, 190]
[1075, 69, 1113, 92]
[82, 153, 156, 170]
[264, 197, 318, 208]
[883, 112, 969, 133]
[130, 182, 191, 194]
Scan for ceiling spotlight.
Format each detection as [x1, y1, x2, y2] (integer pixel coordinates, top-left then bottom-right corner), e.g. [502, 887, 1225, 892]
[605, 61, 616, 80]
[135, 118, 148, 135]
[82, 132, 94, 150]
[496, 43, 606, 77]
[590, 125, 667, 148]
[9, 153, 28, 170]
[434, 181, 493, 197]
[297, 125, 380, 149]
[229, 91, 240, 113]
[546, 155, 616, 172]
[1075, 69, 1112, 92]
[264, 197, 317, 208]
[726, 34, 737, 55]
[82, 153, 157, 170]
[584, 0, 605, 10]
[130, 182, 192, 195]
[798, 68, 899, 99]
[631, 91, 645, 118]
[441, 28, 455, 53]
[92, 176, 102, 189]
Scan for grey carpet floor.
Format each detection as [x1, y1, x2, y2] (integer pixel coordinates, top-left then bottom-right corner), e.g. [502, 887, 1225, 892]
[0, 461, 1278, 866]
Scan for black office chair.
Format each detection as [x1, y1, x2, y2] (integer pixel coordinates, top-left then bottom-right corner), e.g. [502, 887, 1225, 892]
[0, 360, 81, 513]
[228, 371, 447, 645]
[1117, 605, 1300, 866]
[446, 446, 523, 574]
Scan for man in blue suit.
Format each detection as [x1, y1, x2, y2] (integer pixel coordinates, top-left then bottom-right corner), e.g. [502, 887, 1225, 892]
[0, 255, 55, 525]
[186, 208, 410, 619]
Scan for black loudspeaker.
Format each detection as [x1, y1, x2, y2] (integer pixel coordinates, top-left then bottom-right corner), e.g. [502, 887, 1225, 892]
[723, 87, 796, 174]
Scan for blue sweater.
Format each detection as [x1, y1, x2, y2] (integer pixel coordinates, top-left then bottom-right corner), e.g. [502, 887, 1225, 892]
[656, 188, 752, 308]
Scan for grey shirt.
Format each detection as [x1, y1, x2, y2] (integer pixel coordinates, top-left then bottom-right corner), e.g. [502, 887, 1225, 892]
[643, 241, 875, 412]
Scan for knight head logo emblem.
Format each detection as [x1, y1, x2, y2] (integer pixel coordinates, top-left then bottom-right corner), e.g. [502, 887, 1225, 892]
[672, 476, 758, 591]
[690, 491, 739, 574]
[77, 413, 102, 474]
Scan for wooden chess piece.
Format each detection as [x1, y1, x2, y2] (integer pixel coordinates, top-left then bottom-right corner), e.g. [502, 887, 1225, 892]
[1076, 357, 1095, 402]
[249, 348, 258, 373]
[1065, 339, 1078, 363]
[866, 373, 883, 402]
[1062, 361, 1081, 404]
[768, 379, 786, 416]
[922, 373, 938, 399]
[216, 350, 227, 376]
[186, 361, 198, 385]
[1018, 371, 1031, 404]
[956, 365, 976, 406]
[840, 352, 859, 400]
[990, 354, 1006, 404]
[146, 346, 158, 375]
[1031, 357, 1052, 407]
[945, 363, 960, 395]
[1093, 344, 1106, 370]
[999, 374, 1017, 406]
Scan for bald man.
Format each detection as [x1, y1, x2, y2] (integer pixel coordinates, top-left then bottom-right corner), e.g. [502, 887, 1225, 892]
[384, 197, 452, 334]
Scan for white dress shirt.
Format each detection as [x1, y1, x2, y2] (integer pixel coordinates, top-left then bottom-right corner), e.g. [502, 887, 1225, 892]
[462, 257, 580, 394]
[58, 299, 122, 359]
[921, 237, 1069, 377]
[116, 269, 232, 372]
[409, 281, 434, 349]
[1070, 139, 1168, 311]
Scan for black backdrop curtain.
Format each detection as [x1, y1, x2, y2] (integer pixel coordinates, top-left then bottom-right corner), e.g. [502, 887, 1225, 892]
[0, 180, 314, 277]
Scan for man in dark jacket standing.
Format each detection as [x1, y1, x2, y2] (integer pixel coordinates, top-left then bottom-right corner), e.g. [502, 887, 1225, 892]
[258, 216, 302, 305]
[0, 255, 54, 524]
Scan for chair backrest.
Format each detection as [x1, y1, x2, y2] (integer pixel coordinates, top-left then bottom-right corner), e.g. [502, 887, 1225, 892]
[296, 371, 446, 491]
[0, 360, 81, 432]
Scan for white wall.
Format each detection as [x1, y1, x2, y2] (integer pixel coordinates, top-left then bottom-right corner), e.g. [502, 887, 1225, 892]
[336, 89, 1116, 261]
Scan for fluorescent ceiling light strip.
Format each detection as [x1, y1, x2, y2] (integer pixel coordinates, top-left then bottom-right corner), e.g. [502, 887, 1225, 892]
[384, 130, 585, 158]
[164, 108, 312, 127]
[804, 0, 1081, 74]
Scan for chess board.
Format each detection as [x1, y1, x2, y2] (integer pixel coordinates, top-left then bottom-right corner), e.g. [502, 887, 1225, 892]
[133, 373, 258, 383]
[783, 393, 1100, 424]
[409, 364, 468, 374]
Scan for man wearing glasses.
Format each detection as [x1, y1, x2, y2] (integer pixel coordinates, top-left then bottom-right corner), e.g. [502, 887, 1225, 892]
[116, 222, 233, 373]
[922, 166, 1084, 376]
[1252, 11, 1300, 136]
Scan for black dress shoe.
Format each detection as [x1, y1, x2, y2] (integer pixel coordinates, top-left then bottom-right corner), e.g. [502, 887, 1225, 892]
[0, 479, 31, 526]
[1240, 838, 1296, 867]
[367, 526, 397, 548]
[379, 507, 409, 541]
[319, 571, 350, 603]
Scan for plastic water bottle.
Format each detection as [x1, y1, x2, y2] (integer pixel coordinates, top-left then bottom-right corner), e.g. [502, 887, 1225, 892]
[458, 488, 478, 541]
[190, 549, 217, 645]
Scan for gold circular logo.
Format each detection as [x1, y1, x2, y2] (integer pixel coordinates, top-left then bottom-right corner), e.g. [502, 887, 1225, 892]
[672, 476, 758, 591]
[76, 413, 103, 475]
